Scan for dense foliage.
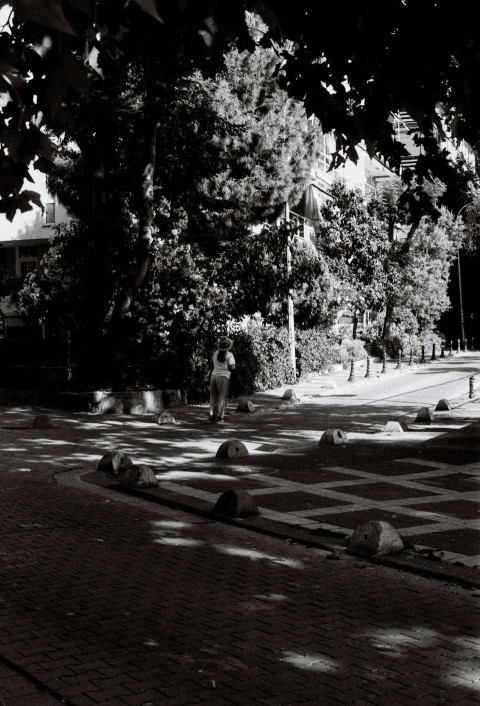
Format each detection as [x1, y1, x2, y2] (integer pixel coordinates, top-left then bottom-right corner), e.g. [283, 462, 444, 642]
[2, 0, 480, 225]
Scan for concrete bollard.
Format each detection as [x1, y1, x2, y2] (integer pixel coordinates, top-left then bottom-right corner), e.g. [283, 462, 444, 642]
[347, 359, 356, 382]
[383, 421, 405, 434]
[420, 345, 426, 363]
[282, 388, 300, 405]
[414, 407, 435, 424]
[381, 351, 387, 374]
[457, 339, 461, 353]
[97, 451, 134, 477]
[395, 350, 402, 370]
[440, 343, 445, 359]
[212, 489, 259, 518]
[121, 464, 159, 488]
[469, 376, 475, 399]
[347, 521, 404, 556]
[365, 356, 372, 378]
[319, 429, 348, 445]
[435, 399, 451, 411]
[216, 439, 249, 459]
[431, 343, 436, 361]
[236, 399, 256, 413]
[32, 414, 55, 429]
[154, 410, 176, 425]
[408, 348, 413, 366]
[449, 341, 453, 357]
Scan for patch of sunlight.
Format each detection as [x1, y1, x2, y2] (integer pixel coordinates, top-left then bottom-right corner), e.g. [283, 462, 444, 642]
[71, 453, 105, 461]
[445, 667, 480, 689]
[367, 627, 439, 655]
[255, 593, 290, 603]
[213, 544, 303, 569]
[157, 470, 236, 482]
[151, 520, 194, 529]
[10, 468, 32, 472]
[34, 439, 76, 446]
[280, 650, 339, 673]
[143, 639, 159, 648]
[153, 537, 204, 547]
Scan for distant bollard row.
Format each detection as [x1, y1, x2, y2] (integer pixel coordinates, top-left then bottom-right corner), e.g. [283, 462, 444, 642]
[350, 338, 476, 381]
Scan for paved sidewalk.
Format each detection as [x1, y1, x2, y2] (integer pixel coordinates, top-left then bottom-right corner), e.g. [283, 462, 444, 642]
[74, 354, 480, 588]
[2, 352, 479, 587]
[0, 354, 480, 705]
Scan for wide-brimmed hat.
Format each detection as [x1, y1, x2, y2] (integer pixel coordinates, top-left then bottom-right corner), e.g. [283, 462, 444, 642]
[217, 336, 233, 351]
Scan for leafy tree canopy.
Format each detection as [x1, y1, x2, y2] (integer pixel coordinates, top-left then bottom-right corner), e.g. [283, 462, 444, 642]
[1, 0, 480, 219]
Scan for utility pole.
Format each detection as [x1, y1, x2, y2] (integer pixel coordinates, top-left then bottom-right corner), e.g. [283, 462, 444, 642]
[455, 202, 473, 349]
[285, 203, 296, 382]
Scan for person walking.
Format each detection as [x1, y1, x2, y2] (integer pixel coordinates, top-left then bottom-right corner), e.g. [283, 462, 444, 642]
[209, 336, 235, 423]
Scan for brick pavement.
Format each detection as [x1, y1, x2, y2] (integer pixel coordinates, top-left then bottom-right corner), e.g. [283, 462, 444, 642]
[1, 356, 480, 704]
[1, 457, 480, 705]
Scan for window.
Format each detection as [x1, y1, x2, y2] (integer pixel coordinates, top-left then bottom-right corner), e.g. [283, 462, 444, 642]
[45, 202, 56, 225]
[20, 260, 37, 277]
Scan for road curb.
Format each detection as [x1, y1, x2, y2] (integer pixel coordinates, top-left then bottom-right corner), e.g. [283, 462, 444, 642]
[76, 470, 480, 591]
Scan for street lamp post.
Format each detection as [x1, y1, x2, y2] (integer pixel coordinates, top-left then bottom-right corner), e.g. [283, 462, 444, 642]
[454, 202, 474, 349]
[284, 203, 296, 382]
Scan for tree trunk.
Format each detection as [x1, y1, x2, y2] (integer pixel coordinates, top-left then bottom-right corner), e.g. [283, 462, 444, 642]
[113, 118, 158, 318]
[382, 300, 393, 339]
[352, 309, 358, 340]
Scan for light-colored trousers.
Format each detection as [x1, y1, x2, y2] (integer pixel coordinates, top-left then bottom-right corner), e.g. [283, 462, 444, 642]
[209, 375, 230, 420]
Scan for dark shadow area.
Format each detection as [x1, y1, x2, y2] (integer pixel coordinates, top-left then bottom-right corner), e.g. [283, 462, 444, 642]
[0, 458, 479, 705]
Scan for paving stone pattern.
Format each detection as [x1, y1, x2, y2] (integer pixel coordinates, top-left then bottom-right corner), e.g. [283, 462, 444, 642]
[1, 463, 480, 706]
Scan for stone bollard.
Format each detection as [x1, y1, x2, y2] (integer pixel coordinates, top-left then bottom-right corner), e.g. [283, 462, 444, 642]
[212, 489, 259, 518]
[440, 343, 445, 359]
[282, 388, 300, 405]
[216, 439, 249, 459]
[464, 340, 468, 353]
[381, 351, 387, 374]
[236, 399, 256, 413]
[469, 376, 475, 399]
[420, 345, 426, 363]
[435, 399, 451, 411]
[431, 343, 436, 361]
[364, 356, 372, 378]
[408, 348, 413, 366]
[414, 407, 435, 424]
[347, 358, 356, 382]
[121, 464, 159, 488]
[457, 339, 461, 354]
[347, 521, 404, 556]
[319, 429, 348, 445]
[154, 410, 176, 425]
[449, 341, 453, 357]
[395, 350, 402, 370]
[383, 421, 405, 434]
[32, 414, 55, 429]
[97, 451, 134, 478]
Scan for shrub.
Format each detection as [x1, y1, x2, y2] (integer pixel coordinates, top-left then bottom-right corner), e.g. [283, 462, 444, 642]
[229, 321, 294, 395]
[296, 329, 342, 376]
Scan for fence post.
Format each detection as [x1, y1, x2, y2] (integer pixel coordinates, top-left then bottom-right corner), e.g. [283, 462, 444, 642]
[365, 356, 372, 378]
[395, 350, 402, 370]
[381, 351, 387, 374]
[348, 358, 356, 382]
